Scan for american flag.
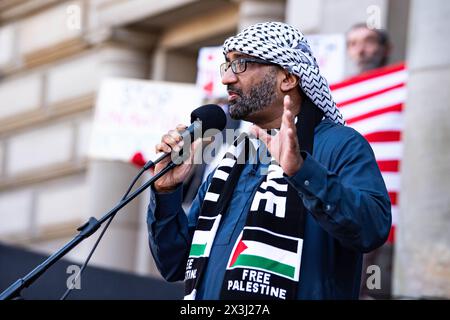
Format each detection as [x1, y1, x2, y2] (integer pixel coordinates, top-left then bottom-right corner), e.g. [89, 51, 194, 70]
[330, 63, 407, 243]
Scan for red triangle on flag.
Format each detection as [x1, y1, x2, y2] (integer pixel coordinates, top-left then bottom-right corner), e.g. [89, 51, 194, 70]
[229, 239, 248, 268]
[203, 81, 214, 94]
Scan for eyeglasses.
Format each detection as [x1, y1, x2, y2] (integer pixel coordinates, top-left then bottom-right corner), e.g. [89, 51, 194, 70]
[220, 57, 276, 77]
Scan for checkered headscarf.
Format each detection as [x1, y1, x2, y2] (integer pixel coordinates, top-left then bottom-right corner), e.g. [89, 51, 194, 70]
[223, 21, 345, 125]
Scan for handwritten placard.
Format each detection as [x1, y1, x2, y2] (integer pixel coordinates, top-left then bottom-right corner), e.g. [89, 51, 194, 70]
[307, 34, 346, 84]
[88, 78, 203, 162]
[196, 46, 227, 99]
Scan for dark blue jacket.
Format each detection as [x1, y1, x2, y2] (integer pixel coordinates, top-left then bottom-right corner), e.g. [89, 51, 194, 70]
[147, 119, 391, 299]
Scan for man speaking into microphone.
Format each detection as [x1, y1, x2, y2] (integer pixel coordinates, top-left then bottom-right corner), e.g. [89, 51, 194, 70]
[147, 22, 391, 300]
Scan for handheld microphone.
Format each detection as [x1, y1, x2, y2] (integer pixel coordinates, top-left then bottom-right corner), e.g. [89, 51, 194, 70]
[143, 104, 227, 169]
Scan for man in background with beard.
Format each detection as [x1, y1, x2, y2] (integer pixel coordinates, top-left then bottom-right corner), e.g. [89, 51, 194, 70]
[147, 22, 391, 300]
[346, 23, 391, 75]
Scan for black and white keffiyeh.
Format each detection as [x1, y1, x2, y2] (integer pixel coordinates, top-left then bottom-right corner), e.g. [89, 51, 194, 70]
[223, 21, 345, 125]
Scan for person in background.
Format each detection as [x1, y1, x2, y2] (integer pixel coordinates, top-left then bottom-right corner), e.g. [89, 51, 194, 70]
[346, 23, 394, 299]
[346, 23, 391, 75]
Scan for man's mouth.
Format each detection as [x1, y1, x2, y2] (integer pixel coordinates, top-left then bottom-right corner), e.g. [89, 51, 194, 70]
[227, 90, 240, 102]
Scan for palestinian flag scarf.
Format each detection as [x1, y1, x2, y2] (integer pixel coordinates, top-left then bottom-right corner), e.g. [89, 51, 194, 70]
[184, 98, 323, 300]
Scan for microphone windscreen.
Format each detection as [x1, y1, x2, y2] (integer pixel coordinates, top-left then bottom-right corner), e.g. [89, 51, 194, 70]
[190, 104, 227, 133]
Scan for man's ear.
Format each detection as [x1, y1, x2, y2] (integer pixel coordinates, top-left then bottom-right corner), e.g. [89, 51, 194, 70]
[280, 71, 300, 93]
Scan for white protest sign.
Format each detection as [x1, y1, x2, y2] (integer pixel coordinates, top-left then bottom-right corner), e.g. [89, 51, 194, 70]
[306, 34, 346, 84]
[88, 78, 203, 163]
[196, 46, 227, 99]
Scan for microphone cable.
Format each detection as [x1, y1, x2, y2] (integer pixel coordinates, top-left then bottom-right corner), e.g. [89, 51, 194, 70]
[60, 162, 151, 300]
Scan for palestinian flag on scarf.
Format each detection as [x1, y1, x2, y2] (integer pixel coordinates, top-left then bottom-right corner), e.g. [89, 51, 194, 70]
[227, 227, 303, 281]
[189, 215, 222, 257]
[330, 63, 407, 243]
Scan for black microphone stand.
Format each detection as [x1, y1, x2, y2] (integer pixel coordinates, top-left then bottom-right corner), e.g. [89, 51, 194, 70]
[0, 160, 177, 300]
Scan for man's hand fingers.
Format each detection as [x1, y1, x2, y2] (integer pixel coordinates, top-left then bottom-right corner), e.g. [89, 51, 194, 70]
[186, 138, 203, 165]
[155, 142, 171, 154]
[176, 124, 188, 132]
[281, 95, 297, 132]
[162, 133, 182, 152]
[287, 127, 298, 149]
[168, 129, 182, 142]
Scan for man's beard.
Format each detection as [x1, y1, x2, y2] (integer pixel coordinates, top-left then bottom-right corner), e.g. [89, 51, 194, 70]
[228, 72, 278, 120]
[358, 51, 386, 73]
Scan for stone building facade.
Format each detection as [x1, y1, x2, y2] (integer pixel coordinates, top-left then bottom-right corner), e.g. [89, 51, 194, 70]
[0, 0, 448, 298]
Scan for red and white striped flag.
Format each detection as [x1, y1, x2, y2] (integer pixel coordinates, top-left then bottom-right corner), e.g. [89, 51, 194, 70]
[330, 63, 407, 243]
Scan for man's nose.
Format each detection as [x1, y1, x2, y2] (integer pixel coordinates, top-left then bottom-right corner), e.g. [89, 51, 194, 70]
[356, 43, 366, 57]
[221, 68, 238, 85]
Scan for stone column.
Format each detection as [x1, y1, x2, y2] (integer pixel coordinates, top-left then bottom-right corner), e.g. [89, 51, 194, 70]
[386, 0, 410, 65]
[84, 160, 142, 272]
[237, 0, 285, 31]
[393, 0, 450, 299]
[135, 170, 162, 277]
[150, 48, 167, 81]
[150, 47, 197, 83]
[81, 46, 149, 273]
